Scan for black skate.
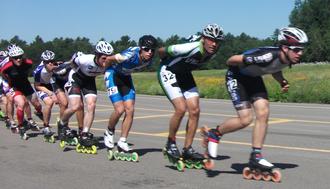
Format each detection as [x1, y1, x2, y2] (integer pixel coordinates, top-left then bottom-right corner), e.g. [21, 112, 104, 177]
[58, 125, 78, 149]
[162, 141, 185, 171]
[76, 132, 98, 154]
[24, 119, 40, 131]
[182, 146, 214, 170]
[108, 140, 139, 162]
[43, 127, 55, 143]
[242, 152, 282, 182]
[5, 119, 11, 129]
[19, 127, 29, 140]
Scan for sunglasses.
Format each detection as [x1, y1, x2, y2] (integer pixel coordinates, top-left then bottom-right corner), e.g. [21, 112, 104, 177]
[141, 47, 155, 53]
[288, 46, 304, 53]
[44, 61, 58, 66]
[12, 55, 23, 60]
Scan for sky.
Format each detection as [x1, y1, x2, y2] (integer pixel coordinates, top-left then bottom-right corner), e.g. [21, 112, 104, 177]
[1, 0, 295, 44]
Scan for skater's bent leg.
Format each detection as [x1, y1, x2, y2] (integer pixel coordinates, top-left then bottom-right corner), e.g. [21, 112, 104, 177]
[184, 96, 200, 148]
[82, 95, 97, 132]
[56, 90, 68, 118]
[217, 107, 254, 135]
[42, 97, 54, 126]
[108, 101, 124, 130]
[120, 100, 135, 138]
[252, 99, 269, 148]
[62, 96, 82, 124]
[168, 97, 186, 140]
[13, 95, 27, 126]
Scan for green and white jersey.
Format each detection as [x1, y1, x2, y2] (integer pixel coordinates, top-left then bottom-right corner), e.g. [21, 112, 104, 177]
[161, 41, 213, 73]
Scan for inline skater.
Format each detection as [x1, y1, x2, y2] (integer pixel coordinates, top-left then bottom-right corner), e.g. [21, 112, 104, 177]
[201, 27, 308, 182]
[57, 41, 113, 154]
[33, 50, 59, 142]
[103, 35, 157, 161]
[157, 24, 224, 170]
[1, 44, 43, 139]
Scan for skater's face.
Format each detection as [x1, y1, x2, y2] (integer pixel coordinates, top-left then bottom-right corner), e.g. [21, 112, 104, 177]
[282, 45, 304, 64]
[11, 55, 23, 66]
[202, 37, 221, 55]
[140, 46, 156, 62]
[44, 60, 58, 72]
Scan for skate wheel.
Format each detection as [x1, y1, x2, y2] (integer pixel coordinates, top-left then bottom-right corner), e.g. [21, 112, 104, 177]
[91, 145, 97, 154]
[114, 151, 120, 160]
[73, 137, 78, 145]
[43, 137, 47, 142]
[50, 136, 55, 143]
[60, 140, 66, 148]
[194, 161, 203, 169]
[185, 162, 194, 169]
[242, 167, 253, 180]
[131, 152, 139, 162]
[262, 173, 272, 181]
[76, 144, 82, 153]
[107, 150, 114, 160]
[125, 154, 132, 161]
[119, 152, 125, 161]
[252, 171, 262, 181]
[271, 169, 282, 183]
[204, 159, 214, 170]
[176, 160, 185, 172]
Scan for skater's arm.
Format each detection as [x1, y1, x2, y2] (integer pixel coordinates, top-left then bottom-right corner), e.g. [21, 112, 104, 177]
[226, 55, 244, 66]
[272, 71, 289, 92]
[34, 82, 54, 96]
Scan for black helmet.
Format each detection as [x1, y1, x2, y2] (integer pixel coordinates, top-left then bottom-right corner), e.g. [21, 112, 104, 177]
[138, 35, 158, 49]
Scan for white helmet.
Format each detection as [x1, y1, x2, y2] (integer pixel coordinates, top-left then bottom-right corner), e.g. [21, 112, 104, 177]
[41, 50, 55, 61]
[278, 27, 308, 45]
[7, 44, 24, 57]
[202, 24, 225, 41]
[95, 41, 113, 55]
[0, 50, 8, 57]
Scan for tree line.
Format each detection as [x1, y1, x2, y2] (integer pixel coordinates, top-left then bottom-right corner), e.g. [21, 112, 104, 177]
[1, 0, 328, 73]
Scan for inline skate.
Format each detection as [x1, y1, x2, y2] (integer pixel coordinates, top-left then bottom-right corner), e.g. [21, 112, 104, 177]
[18, 127, 28, 140]
[43, 126, 55, 143]
[200, 125, 221, 159]
[76, 132, 98, 154]
[162, 141, 185, 171]
[242, 152, 282, 182]
[24, 119, 40, 131]
[182, 146, 214, 170]
[108, 139, 139, 162]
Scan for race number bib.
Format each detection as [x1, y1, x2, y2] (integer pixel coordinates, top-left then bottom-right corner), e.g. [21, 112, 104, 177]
[107, 86, 118, 96]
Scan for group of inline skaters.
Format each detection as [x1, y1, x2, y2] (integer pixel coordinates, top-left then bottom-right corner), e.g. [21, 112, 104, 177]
[0, 23, 308, 182]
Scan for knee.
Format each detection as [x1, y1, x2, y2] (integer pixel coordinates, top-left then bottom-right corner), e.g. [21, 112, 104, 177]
[174, 106, 186, 117]
[239, 114, 254, 127]
[124, 105, 134, 115]
[87, 102, 96, 111]
[188, 107, 200, 118]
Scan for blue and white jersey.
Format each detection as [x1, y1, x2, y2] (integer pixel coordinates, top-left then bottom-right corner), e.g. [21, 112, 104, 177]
[33, 62, 53, 84]
[108, 47, 152, 75]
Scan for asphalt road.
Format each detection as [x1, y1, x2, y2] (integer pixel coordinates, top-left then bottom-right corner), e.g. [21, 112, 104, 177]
[1, 93, 330, 189]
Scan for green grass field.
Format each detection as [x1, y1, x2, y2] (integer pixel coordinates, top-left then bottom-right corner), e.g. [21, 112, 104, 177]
[96, 63, 330, 104]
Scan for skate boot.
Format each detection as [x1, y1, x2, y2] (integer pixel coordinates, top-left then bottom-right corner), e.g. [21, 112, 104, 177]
[34, 111, 43, 121]
[104, 129, 115, 149]
[76, 132, 98, 154]
[43, 126, 55, 143]
[18, 127, 29, 140]
[162, 141, 185, 171]
[182, 146, 214, 170]
[59, 126, 78, 149]
[109, 139, 139, 162]
[242, 152, 282, 182]
[200, 125, 221, 159]
[10, 122, 19, 134]
[27, 119, 40, 131]
[4, 118, 11, 129]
